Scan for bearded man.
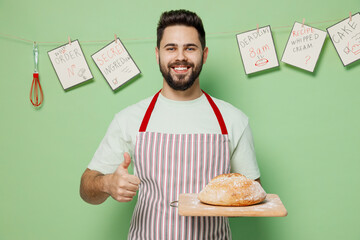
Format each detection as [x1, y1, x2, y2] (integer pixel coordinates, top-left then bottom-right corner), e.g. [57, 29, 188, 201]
[80, 9, 261, 240]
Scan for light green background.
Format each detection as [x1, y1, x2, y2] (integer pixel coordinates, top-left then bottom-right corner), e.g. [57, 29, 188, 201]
[1, 0, 359, 239]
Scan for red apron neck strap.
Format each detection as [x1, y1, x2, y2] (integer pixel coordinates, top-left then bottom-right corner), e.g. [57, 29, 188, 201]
[139, 90, 161, 132]
[201, 90, 228, 135]
[139, 89, 228, 135]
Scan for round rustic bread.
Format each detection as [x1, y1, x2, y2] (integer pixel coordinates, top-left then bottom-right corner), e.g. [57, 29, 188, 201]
[198, 173, 266, 206]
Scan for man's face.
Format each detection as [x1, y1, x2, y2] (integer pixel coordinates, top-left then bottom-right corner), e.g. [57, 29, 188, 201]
[156, 25, 208, 91]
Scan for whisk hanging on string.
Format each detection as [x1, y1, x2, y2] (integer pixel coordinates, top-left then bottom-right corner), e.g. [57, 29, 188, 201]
[30, 42, 43, 107]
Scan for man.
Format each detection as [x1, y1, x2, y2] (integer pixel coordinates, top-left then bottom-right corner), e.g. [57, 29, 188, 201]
[80, 9, 261, 240]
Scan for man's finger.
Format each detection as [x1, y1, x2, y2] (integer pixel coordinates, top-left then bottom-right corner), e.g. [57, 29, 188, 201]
[120, 189, 138, 198]
[122, 152, 132, 169]
[123, 182, 139, 192]
[127, 175, 141, 185]
[115, 152, 132, 174]
[113, 196, 133, 202]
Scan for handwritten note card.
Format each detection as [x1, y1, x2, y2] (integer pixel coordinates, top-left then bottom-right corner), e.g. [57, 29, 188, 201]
[327, 12, 360, 66]
[281, 22, 327, 72]
[92, 39, 141, 90]
[48, 40, 93, 90]
[236, 26, 279, 75]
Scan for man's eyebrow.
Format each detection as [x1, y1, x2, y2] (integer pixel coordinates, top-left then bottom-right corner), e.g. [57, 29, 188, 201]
[163, 43, 200, 48]
[163, 43, 177, 48]
[184, 43, 199, 48]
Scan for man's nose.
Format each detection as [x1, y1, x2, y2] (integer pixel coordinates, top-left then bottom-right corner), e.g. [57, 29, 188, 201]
[175, 49, 187, 61]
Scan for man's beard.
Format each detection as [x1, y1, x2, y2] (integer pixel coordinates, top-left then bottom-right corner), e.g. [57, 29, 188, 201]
[159, 58, 203, 91]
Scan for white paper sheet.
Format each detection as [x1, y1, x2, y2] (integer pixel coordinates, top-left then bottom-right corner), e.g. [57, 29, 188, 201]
[236, 26, 279, 75]
[281, 22, 327, 72]
[92, 38, 141, 90]
[327, 12, 360, 66]
[48, 40, 93, 90]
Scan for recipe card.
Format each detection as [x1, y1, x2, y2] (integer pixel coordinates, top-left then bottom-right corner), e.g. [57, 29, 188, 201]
[281, 22, 327, 72]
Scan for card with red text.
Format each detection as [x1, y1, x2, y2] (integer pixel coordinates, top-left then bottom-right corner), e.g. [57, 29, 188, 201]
[48, 40, 93, 90]
[327, 12, 360, 66]
[92, 38, 141, 90]
[281, 22, 327, 72]
[236, 26, 279, 75]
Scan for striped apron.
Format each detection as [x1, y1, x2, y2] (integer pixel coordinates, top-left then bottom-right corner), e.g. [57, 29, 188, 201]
[128, 90, 232, 240]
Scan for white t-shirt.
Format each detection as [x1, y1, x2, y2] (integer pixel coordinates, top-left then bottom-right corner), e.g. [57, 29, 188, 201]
[88, 93, 260, 180]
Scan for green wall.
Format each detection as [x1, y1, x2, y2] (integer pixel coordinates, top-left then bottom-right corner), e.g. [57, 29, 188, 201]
[1, 0, 359, 239]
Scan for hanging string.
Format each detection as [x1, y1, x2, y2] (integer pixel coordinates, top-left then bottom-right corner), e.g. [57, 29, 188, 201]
[0, 17, 345, 45]
[0, 32, 34, 43]
[207, 17, 345, 35]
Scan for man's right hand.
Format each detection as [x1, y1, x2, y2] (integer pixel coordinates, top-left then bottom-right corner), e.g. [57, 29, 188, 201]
[104, 152, 141, 202]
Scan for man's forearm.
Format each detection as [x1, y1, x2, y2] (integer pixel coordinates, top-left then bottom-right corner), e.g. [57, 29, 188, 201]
[80, 169, 110, 205]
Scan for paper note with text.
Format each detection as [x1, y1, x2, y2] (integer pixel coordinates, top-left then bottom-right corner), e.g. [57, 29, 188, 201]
[92, 39, 141, 90]
[327, 12, 360, 66]
[236, 26, 279, 75]
[281, 22, 327, 72]
[48, 40, 93, 90]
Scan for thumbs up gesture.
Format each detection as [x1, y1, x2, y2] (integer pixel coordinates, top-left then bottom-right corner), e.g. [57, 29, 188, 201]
[105, 152, 141, 202]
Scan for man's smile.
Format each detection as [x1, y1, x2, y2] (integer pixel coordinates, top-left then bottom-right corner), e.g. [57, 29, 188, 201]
[171, 65, 191, 74]
[169, 61, 193, 75]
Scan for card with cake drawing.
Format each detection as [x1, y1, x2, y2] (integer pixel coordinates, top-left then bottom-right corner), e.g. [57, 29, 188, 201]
[327, 12, 360, 66]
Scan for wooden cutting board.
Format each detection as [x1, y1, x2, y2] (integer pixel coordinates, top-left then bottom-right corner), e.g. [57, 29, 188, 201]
[178, 193, 287, 217]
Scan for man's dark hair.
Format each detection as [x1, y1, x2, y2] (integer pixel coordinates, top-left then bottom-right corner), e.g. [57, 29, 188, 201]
[157, 9, 206, 50]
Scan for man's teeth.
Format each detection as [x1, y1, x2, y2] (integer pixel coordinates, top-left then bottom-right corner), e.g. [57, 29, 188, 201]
[174, 67, 188, 70]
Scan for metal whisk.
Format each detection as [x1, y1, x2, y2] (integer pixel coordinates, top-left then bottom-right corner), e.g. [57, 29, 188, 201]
[30, 42, 43, 107]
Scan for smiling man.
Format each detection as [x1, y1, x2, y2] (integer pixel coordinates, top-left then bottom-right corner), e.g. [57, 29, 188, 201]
[157, 25, 207, 93]
[80, 9, 261, 240]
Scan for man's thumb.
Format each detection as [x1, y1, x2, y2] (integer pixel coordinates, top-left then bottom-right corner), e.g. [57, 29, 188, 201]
[116, 152, 131, 173]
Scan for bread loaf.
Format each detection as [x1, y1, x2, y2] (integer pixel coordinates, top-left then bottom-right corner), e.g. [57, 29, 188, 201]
[198, 173, 266, 206]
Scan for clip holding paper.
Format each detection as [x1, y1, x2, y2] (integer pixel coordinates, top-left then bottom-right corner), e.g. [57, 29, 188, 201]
[302, 18, 305, 27]
[115, 34, 118, 43]
[68, 36, 71, 45]
[349, 12, 352, 22]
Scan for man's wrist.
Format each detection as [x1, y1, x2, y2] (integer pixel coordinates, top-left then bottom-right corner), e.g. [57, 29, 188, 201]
[98, 174, 111, 196]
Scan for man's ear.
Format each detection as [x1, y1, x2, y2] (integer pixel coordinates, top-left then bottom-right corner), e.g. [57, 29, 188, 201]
[202, 47, 209, 64]
[155, 47, 159, 64]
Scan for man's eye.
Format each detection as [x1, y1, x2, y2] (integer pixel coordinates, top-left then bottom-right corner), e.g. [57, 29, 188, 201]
[186, 48, 195, 51]
[166, 47, 175, 51]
